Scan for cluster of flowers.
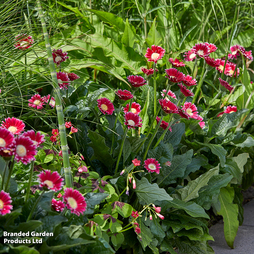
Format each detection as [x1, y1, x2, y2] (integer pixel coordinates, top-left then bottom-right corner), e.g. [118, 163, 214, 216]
[38, 170, 86, 216]
[29, 94, 56, 109]
[50, 122, 78, 143]
[0, 117, 44, 164]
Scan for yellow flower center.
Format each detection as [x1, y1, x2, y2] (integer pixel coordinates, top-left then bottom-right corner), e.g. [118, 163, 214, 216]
[67, 197, 77, 209]
[33, 100, 41, 106]
[218, 65, 224, 71]
[186, 108, 193, 116]
[169, 75, 175, 79]
[127, 120, 135, 126]
[16, 145, 27, 157]
[0, 138, 6, 147]
[101, 104, 108, 111]
[148, 163, 156, 171]
[50, 99, 55, 107]
[229, 111, 234, 114]
[228, 69, 234, 75]
[232, 51, 237, 55]
[131, 108, 137, 114]
[151, 53, 160, 60]
[197, 50, 204, 56]
[20, 41, 29, 47]
[0, 199, 3, 209]
[44, 180, 54, 188]
[55, 56, 62, 62]
[8, 126, 17, 134]
[190, 53, 196, 59]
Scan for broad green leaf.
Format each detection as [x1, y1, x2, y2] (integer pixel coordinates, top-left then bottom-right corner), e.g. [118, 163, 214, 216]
[121, 19, 136, 47]
[111, 233, 124, 247]
[145, 217, 165, 239]
[81, 237, 115, 254]
[140, 87, 150, 134]
[177, 229, 213, 241]
[85, 193, 109, 215]
[139, 220, 153, 250]
[233, 136, 254, 148]
[123, 138, 132, 164]
[232, 29, 254, 47]
[114, 203, 133, 218]
[135, 177, 173, 204]
[178, 167, 219, 202]
[148, 142, 173, 165]
[222, 158, 242, 184]
[9, 246, 39, 254]
[164, 122, 185, 147]
[184, 155, 209, 178]
[11, 220, 42, 233]
[44, 154, 53, 163]
[160, 240, 177, 254]
[146, 18, 163, 47]
[232, 153, 249, 173]
[217, 187, 239, 249]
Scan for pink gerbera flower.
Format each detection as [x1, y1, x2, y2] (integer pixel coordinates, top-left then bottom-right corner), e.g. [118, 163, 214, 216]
[182, 75, 197, 86]
[192, 43, 209, 57]
[228, 45, 241, 59]
[178, 83, 194, 97]
[204, 56, 219, 67]
[218, 78, 234, 92]
[38, 170, 63, 191]
[240, 48, 253, 61]
[182, 102, 200, 119]
[97, 97, 114, 115]
[141, 67, 155, 76]
[57, 72, 70, 90]
[216, 59, 225, 73]
[145, 45, 165, 63]
[42, 95, 56, 108]
[1, 117, 25, 135]
[169, 58, 185, 67]
[225, 62, 239, 77]
[28, 94, 44, 109]
[159, 99, 178, 114]
[51, 198, 65, 212]
[52, 49, 69, 66]
[0, 128, 14, 151]
[68, 73, 80, 81]
[156, 117, 172, 131]
[0, 190, 13, 215]
[144, 158, 161, 174]
[161, 89, 176, 99]
[124, 112, 142, 129]
[205, 43, 217, 54]
[14, 136, 37, 164]
[63, 188, 87, 216]
[127, 75, 146, 88]
[116, 89, 133, 101]
[165, 68, 184, 83]
[22, 130, 45, 148]
[184, 49, 196, 61]
[217, 106, 237, 117]
[14, 34, 34, 50]
[124, 102, 141, 115]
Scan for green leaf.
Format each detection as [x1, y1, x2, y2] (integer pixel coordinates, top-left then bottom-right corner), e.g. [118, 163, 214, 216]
[121, 19, 136, 47]
[139, 220, 154, 250]
[85, 193, 109, 215]
[146, 18, 162, 47]
[9, 246, 40, 254]
[164, 122, 185, 147]
[178, 167, 219, 202]
[123, 138, 131, 164]
[184, 155, 209, 178]
[222, 158, 242, 184]
[177, 229, 213, 241]
[232, 28, 254, 47]
[160, 240, 177, 254]
[10, 220, 42, 233]
[114, 203, 133, 218]
[140, 87, 150, 134]
[148, 142, 173, 164]
[82, 237, 115, 254]
[217, 187, 239, 249]
[232, 153, 249, 173]
[135, 177, 173, 204]
[111, 233, 124, 247]
[157, 150, 193, 185]
[44, 154, 53, 163]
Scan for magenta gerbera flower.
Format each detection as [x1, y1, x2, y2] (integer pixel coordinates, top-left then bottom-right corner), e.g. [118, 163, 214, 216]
[51, 198, 65, 212]
[14, 34, 34, 50]
[218, 78, 234, 92]
[124, 102, 141, 115]
[204, 56, 219, 67]
[22, 130, 45, 148]
[178, 83, 194, 97]
[183, 49, 196, 61]
[240, 48, 253, 61]
[224, 63, 239, 77]
[218, 106, 237, 117]
[14, 136, 37, 164]
[1, 117, 25, 135]
[38, 170, 63, 191]
[144, 158, 161, 174]
[156, 117, 172, 131]
[205, 43, 217, 54]
[116, 89, 133, 101]
[169, 58, 185, 67]
[165, 68, 184, 83]
[124, 112, 142, 129]
[42, 95, 56, 108]
[141, 67, 155, 76]
[228, 45, 241, 59]
[161, 89, 176, 99]
[0, 190, 13, 215]
[127, 75, 146, 88]
[215, 59, 225, 73]
[97, 97, 114, 115]
[28, 94, 44, 109]
[182, 102, 200, 119]
[57, 72, 70, 90]
[145, 45, 165, 63]
[192, 43, 209, 57]
[52, 49, 69, 66]
[182, 75, 197, 86]
[68, 72, 80, 81]
[0, 128, 14, 151]
[159, 99, 178, 114]
[63, 188, 87, 216]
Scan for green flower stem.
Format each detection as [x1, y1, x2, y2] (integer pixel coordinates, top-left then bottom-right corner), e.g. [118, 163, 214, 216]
[25, 161, 34, 203]
[37, 0, 72, 187]
[115, 128, 128, 175]
[1, 161, 8, 191]
[110, 106, 122, 154]
[192, 57, 198, 77]
[27, 190, 45, 222]
[4, 158, 15, 192]
[153, 62, 157, 118]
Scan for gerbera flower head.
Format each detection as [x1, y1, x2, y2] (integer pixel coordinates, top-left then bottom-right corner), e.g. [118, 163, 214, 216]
[218, 106, 237, 117]
[184, 49, 196, 61]
[228, 45, 241, 59]
[42, 95, 55, 108]
[159, 99, 178, 114]
[144, 158, 161, 174]
[14, 136, 37, 164]
[218, 78, 234, 92]
[0, 128, 14, 151]
[97, 97, 114, 115]
[22, 130, 45, 147]
[205, 43, 217, 54]
[38, 170, 63, 191]
[156, 117, 172, 131]
[216, 59, 225, 73]
[141, 67, 155, 76]
[63, 188, 87, 216]
[0, 190, 13, 215]
[182, 102, 200, 119]
[116, 89, 133, 101]
[192, 43, 209, 57]
[124, 102, 141, 115]
[165, 68, 184, 83]
[127, 75, 146, 88]
[182, 75, 197, 86]
[1, 117, 25, 135]
[51, 198, 65, 212]
[204, 56, 219, 67]
[240, 48, 253, 61]
[57, 72, 70, 90]
[145, 45, 165, 63]
[169, 58, 185, 67]
[225, 62, 239, 77]
[178, 83, 194, 97]
[14, 34, 34, 50]
[124, 112, 142, 129]
[28, 94, 44, 109]
[52, 49, 69, 66]
[68, 72, 80, 81]
[161, 89, 176, 99]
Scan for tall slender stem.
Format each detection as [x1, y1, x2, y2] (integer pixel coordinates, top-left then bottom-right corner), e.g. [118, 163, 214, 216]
[27, 190, 45, 221]
[37, 0, 72, 187]
[153, 62, 157, 118]
[1, 161, 8, 190]
[25, 161, 34, 202]
[4, 158, 15, 192]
